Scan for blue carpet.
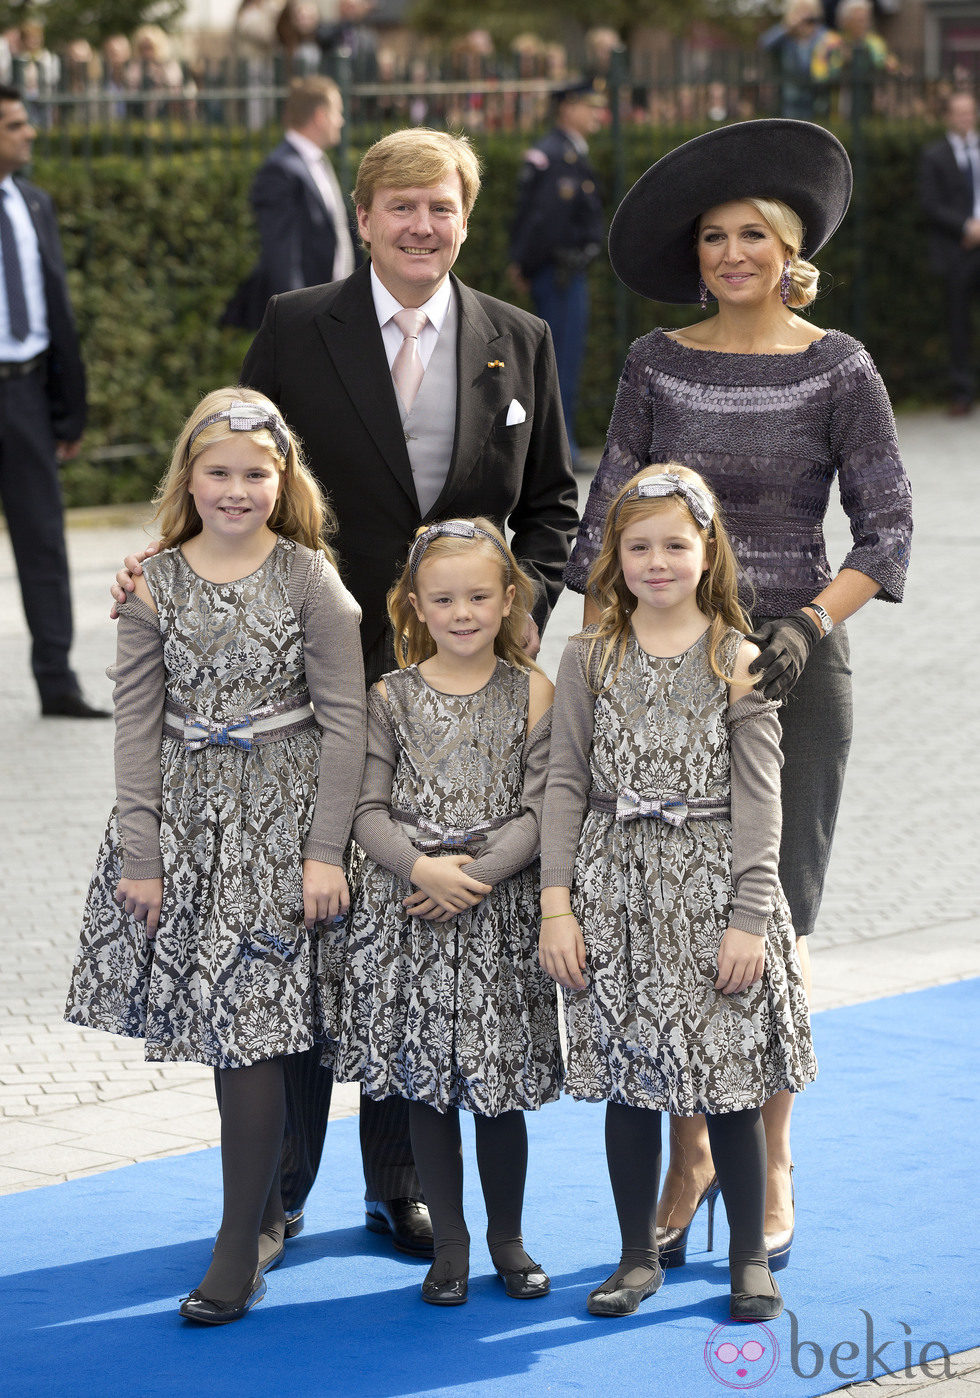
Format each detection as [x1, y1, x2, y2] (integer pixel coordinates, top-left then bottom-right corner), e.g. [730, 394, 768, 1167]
[2, 979, 977, 1398]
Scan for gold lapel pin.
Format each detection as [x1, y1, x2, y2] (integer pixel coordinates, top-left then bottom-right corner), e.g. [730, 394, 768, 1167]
[487, 359, 505, 370]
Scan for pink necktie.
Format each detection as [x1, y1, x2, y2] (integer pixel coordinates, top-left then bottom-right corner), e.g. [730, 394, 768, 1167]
[391, 307, 428, 410]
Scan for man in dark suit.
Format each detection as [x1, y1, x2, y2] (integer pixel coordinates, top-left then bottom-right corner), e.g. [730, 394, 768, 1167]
[919, 90, 980, 415]
[240, 127, 577, 1252]
[0, 84, 105, 718]
[116, 127, 577, 1259]
[221, 75, 356, 331]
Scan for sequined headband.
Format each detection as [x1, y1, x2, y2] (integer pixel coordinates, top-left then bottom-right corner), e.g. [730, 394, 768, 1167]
[408, 521, 511, 579]
[613, 473, 714, 530]
[187, 399, 291, 463]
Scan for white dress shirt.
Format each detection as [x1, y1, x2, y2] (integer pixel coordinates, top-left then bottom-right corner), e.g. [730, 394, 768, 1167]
[0, 175, 49, 361]
[947, 131, 980, 223]
[370, 268, 453, 371]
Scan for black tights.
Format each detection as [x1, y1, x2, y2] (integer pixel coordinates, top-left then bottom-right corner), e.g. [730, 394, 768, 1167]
[201, 1057, 286, 1301]
[604, 1101, 769, 1294]
[408, 1101, 533, 1281]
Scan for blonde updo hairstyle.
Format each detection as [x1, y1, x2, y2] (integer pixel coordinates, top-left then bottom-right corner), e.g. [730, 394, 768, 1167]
[743, 196, 820, 308]
[388, 516, 537, 671]
[583, 463, 751, 691]
[152, 385, 338, 563]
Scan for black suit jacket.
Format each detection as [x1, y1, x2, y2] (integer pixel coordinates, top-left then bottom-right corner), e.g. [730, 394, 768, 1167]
[241, 262, 578, 660]
[919, 134, 977, 274]
[13, 174, 86, 441]
[222, 139, 356, 331]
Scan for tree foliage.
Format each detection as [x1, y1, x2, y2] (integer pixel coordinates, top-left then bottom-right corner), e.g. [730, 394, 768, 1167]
[0, 0, 185, 49]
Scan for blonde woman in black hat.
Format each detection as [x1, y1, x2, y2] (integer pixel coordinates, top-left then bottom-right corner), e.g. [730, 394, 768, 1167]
[565, 119, 912, 1275]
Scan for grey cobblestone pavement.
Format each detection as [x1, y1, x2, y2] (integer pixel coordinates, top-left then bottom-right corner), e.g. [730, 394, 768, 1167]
[1, 411, 978, 1391]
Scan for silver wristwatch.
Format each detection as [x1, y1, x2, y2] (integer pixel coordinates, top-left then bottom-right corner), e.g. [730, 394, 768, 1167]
[808, 602, 834, 637]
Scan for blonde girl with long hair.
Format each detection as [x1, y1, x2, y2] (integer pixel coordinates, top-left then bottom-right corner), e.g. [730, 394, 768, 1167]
[539, 465, 816, 1323]
[66, 387, 367, 1325]
[327, 518, 560, 1308]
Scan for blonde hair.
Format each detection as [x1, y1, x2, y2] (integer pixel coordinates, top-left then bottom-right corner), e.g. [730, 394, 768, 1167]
[353, 128, 481, 238]
[743, 197, 820, 308]
[583, 463, 751, 692]
[388, 517, 536, 671]
[151, 385, 338, 563]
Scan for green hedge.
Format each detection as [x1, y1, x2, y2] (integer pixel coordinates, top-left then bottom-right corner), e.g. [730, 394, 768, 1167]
[39, 121, 947, 508]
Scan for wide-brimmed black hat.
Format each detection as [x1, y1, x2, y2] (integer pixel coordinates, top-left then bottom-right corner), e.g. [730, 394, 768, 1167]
[608, 119, 852, 304]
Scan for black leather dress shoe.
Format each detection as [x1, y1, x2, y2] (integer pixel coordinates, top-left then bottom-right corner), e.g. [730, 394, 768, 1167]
[284, 1208, 304, 1239]
[365, 1199, 434, 1257]
[179, 1270, 267, 1324]
[495, 1261, 550, 1299]
[40, 692, 110, 719]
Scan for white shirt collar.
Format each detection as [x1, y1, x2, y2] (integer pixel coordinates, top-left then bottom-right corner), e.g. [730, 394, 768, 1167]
[369, 264, 453, 334]
[285, 128, 327, 166]
[560, 127, 589, 156]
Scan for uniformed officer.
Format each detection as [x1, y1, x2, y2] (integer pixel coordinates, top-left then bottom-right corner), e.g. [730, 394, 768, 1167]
[508, 78, 606, 465]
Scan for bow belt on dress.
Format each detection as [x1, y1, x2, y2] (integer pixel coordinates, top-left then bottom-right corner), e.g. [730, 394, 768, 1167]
[163, 692, 316, 752]
[391, 807, 514, 852]
[589, 787, 730, 827]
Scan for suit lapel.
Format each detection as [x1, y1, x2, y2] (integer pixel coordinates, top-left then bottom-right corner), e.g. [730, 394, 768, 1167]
[430, 276, 505, 515]
[14, 177, 50, 268]
[943, 137, 973, 202]
[314, 264, 418, 510]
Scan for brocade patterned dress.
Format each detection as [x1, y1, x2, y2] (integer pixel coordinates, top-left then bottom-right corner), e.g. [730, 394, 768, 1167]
[328, 661, 562, 1116]
[65, 538, 364, 1069]
[555, 629, 816, 1114]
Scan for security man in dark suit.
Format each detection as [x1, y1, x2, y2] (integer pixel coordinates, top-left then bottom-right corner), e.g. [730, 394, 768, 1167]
[0, 84, 105, 718]
[919, 90, 980, 415]
[221, 75, 357, 331]
[508, 78, 606, 464]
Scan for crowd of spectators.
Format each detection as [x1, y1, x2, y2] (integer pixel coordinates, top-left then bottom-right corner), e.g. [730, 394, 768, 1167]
[0, 1, 970, 134]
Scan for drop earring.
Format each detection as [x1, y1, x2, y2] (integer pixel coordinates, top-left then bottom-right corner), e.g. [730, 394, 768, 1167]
[780, 259, 792, 305]
[699, 277, 709, 312]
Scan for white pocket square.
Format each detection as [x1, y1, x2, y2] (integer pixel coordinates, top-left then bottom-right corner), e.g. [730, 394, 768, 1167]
[505, 399, 527, 427]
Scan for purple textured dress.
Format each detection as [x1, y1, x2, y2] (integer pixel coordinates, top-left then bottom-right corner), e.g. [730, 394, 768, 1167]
[566, 328, 911, 618]
[567, 328, 912, 937]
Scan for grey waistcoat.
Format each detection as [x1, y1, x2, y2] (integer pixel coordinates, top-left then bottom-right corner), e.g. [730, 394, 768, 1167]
[396, 292, 458, 518]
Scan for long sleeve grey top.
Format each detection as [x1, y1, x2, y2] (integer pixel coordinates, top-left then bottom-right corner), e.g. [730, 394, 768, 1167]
[111, 543, 366, 879]
[353, 683, 552, 889]
[540, 637, 784, 936]
[566, 329, 912, 619]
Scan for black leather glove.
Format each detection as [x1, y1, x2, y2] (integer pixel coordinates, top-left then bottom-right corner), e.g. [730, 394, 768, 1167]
[747, 610, 822, 700]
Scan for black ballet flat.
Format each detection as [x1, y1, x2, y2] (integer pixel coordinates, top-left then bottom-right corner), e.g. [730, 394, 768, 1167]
[179, 1270, 267, 1325]
[421, 1259, 469, 1307]
[495, 1261, 550, 1299]
[730, 1272, 783, 1323]
[258, 1226, 285, 1273]
[586, 1264, 663, 1317]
